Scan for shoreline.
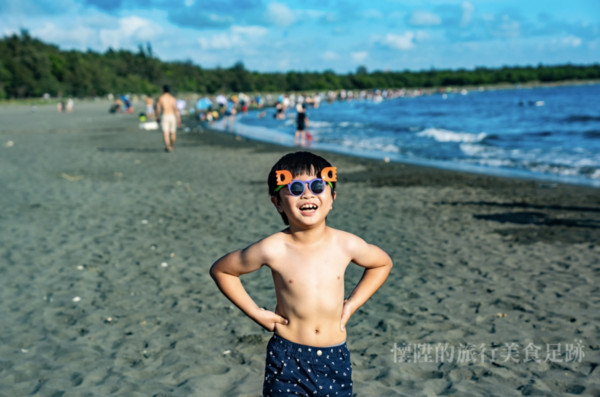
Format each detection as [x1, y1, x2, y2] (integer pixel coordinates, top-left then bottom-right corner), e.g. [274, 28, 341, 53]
[185, 124, 600, 247]
[1, 102, 598, 395]
[2, 78, 599, 106]
[202, 98, 600, 190]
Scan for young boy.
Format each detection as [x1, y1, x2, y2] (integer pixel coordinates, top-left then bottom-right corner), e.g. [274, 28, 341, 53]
[210, 151, 392, 396]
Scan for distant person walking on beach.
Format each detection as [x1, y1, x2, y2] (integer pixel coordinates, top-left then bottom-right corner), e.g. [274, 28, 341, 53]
[156, 85, 181, 152]
[145, 96, 155, 120]
[294, 103, 308, 146]
[210, 151, 392, 396]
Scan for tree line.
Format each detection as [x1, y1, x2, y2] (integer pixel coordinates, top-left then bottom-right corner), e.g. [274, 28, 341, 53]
[1, 30, 599, 99]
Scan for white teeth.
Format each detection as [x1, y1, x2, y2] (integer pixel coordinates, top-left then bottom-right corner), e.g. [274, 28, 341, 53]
[300, 204, 318, 210]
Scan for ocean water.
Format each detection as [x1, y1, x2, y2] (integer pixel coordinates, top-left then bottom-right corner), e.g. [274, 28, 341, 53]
[213, 84, 600, 187]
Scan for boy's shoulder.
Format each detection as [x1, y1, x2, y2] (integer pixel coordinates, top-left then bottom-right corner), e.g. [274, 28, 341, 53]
[247, 229, 290, 258]
[257, 229, 288, 244]
[328, 227, 367, 248]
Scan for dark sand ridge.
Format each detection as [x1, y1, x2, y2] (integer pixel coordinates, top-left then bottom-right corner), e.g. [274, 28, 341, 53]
[0, 101, 598, 396]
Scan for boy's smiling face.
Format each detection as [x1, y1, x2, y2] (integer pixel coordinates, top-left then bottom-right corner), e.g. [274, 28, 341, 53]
[271, 171, 336, 228]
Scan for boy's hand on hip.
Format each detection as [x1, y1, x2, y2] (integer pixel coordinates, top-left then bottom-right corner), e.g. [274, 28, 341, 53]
[255, 308, 288, 332]
[340, 300, 355, 331]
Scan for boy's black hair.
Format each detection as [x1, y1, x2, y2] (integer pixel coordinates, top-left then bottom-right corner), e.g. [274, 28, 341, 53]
[268, 151, 336, 225]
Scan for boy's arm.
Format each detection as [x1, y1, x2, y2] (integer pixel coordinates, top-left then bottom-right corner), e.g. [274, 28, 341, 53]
[340, 236, 393, 331]
[210, 243, 288, 331]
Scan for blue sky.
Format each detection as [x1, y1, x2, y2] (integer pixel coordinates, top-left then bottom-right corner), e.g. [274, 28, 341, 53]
[1, 0, 598, 73]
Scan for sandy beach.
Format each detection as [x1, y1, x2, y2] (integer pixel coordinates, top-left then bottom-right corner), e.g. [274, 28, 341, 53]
[0, 100, 598, 396]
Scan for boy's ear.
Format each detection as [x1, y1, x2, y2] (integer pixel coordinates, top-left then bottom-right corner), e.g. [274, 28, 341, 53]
[329, 192, 336, 211]
[270, 196, 283, 212]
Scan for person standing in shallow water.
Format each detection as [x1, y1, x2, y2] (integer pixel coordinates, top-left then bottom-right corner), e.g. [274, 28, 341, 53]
[156, 85, 181, 152]
[294, 103, 308, 146]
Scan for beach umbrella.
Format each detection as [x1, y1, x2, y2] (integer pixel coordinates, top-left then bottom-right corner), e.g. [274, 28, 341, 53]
[196, 97, 212, 111]
[216, 95, 227, 105]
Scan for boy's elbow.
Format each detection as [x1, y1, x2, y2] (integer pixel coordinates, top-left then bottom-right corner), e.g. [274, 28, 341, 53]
[209, 262, 221, 281]
[383, 255, 393, 272]
[209, 251, 242, 280]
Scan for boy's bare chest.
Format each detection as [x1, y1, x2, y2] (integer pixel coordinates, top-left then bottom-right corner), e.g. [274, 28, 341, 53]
[271, 248, 348, 285]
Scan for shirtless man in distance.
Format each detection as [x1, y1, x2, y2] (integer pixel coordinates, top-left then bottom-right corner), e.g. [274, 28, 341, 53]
[156, 85, 181, 152]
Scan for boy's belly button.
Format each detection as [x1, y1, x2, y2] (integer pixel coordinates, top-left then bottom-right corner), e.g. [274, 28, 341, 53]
[314, 328, 320, 334]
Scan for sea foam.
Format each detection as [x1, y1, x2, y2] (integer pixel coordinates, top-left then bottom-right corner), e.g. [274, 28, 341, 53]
[417, 128, 487, 143]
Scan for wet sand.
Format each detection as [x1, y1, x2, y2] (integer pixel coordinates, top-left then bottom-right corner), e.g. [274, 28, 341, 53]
[0, 100, 598, 396]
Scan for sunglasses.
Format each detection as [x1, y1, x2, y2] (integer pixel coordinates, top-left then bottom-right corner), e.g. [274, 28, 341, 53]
[274, 167, 337, 197]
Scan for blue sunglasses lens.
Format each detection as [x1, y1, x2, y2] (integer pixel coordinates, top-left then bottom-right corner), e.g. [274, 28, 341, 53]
[289, 181, 305, 196]
[310, 179, 326, 194]
[288, 179, 327, 196]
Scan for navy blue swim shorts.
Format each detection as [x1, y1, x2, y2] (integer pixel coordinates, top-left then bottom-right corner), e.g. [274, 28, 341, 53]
[263, 334, 353, 396]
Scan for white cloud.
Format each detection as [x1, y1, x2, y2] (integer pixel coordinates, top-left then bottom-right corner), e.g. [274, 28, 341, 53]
[118, 16, 159, 41]
[301, 9, 328, 19]
[28, 15, 162, 52]
[320, 12, 338, 23]
[205, 13, 234, 26]
[198, 25, 268, 50]
[351, 51, 368, 62]
[277, 57, 290, 70]
[556, 35, 582, 47]
[99, 29, 122, 50]
[231, 25, 268, 37]
[494, 15, 521, 39]
[75, 12, 117, 29]
[409, 10, 441, 26]
[461, 1, 474, 26]
[198, 33, 238, 50]
[389, 11, 406, 20]
[414, 30, 429, 42]
[322, 51, 340, 61]
[36, 22, 96, 48]
[97, 16, 162, 49]
[266, 2, 295, 27]
[480, 13, 494, 22]
[362, 9, 383, 19]
[380, 32, 415, 50]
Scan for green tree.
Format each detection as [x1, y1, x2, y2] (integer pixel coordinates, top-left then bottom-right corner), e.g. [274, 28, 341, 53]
[0, 32, 599, 99]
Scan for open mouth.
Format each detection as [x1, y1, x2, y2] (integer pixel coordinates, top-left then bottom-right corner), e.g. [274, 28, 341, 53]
[299, 203, 318, 212]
